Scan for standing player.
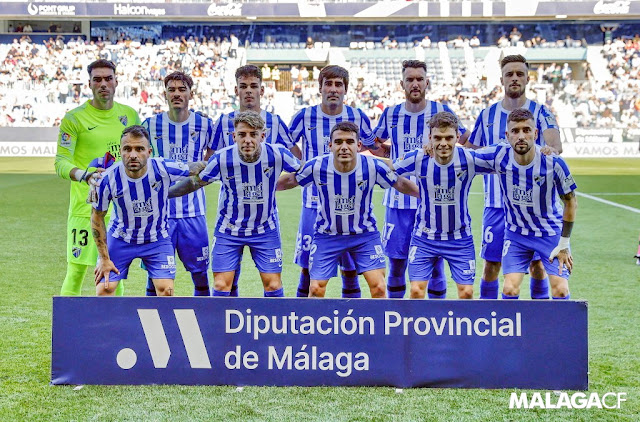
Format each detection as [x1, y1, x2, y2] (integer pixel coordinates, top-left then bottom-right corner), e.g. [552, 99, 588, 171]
[55, 59, 140, 296]
[91, 126, 206, 296]
[289, 65, 380, 298]
[393, 112, 492, 299]
[464, 54, 563, 300]
[474, 108, 577, 300]
[373, 60, 469, 299]
[142, 71, 215, 296]
[277, 122, 418, 298]
[169, 111, 301, 297]
[210, 64, 300, 296]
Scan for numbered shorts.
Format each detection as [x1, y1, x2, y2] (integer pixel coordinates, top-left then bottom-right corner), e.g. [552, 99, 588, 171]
[408, 235, 476, 285]
[383, 208, 417, 259]
[67, 215, 105, 266]
[211, 228, 283, 274]
[294, 206, 356, 271]
[99, 236, 176, 283]
[481, 207, 540, 263]
[502, 231, 570, 279]
[168, 216, 209, 273]
[309, 231, 386, 280]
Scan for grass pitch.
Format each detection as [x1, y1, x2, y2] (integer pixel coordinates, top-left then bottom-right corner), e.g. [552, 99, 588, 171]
[0, 157, 638, 421]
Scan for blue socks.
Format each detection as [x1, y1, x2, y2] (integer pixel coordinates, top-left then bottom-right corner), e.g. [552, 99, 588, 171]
[387, 258, 407, 298]
[552, 294, 571, 300]
[192, 271, 210, 296]
[480, 278, 499, 299]
[297, 269, 310, 297]
[530, 277, 550, 299]
[342, 272, 361, 298]
[501, 293, 519, 299]
[428, 258, 447, 299]
[212, 289, 230, 297]
[264, 288, 284, 297]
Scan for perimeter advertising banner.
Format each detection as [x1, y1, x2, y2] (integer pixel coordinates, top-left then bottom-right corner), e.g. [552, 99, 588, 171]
[51, 297, 588, 389]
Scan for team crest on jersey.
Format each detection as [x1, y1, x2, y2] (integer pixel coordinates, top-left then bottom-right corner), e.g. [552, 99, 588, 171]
[190, 131, 199, 143]
[511, 186, 533, 205]
[434, 185, 456, 204]
[334, 194, 356, 215]
[456, 170, 468, 180]
[72, 247, 81, 258]
[241, 182, 264, 203]
[357, 180, 368, 191]
[60, 132, 72, 147]
[197, 246, 209, 262]
[323, 136, 331, 153]
[263, 166, 274, 178]
[270, 248, 283, 263]
[119, 115, 128, 126]
[151, 181, 161, 192]
[534, 175, 545, 186]
[132, 198, 154, 217]
[370, 244, 385, 260]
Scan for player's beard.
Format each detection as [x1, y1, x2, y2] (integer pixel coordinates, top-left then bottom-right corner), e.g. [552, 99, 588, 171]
[240, 148, 260, 163]
[406, 89, 425, 104]
[506, 85, 525, 99]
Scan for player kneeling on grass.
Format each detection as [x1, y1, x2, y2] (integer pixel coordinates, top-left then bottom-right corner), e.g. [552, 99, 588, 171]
[277, 121, 419, 298]
[168, 111, 301, 297]
[91, 125, 206, 296]
[393, 112, 494, 299]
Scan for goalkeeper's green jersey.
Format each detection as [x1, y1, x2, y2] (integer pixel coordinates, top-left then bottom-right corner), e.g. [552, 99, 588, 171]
[54, 100, 141, 218]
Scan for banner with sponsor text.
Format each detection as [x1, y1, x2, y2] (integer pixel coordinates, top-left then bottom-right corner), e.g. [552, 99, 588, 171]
[51, 297, 588, 389]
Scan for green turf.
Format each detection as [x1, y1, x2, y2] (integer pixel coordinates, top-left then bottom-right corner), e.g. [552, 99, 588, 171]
[0, 157, 638, 421]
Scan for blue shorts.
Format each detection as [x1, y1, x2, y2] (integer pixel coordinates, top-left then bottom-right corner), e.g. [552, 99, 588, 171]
[168, 216, 209, 273]
[502, 231, 570, 279]
[211, 228, 283, 274]
[383, 208, 417, 259]
[102, 236, 176, 283]
[408, 235, 476, 285]
[309, 231, 386, 280]
[481, 207, 540, 263]
[294, 207, 356, 271]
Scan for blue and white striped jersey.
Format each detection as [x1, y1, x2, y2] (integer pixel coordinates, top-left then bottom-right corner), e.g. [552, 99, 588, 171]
[468, 99, 558, 208]
[295, 154, 397, 235]
[374, 101, 467, 210]
[199, 142, 301, 237]
[211, 109, 294, 151]
[474, 144, 577, 237]
[393, 147, 493, 241]
[289, 104, 376, 209]
[94, 157, 191, 244]
[143, 111, 214, 219]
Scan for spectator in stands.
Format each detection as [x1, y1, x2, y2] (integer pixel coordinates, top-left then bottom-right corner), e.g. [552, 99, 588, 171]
[262, 63, 271, 80]
[509, 27, 522, 46]
[272, 65, 280, 84]
[306, 37, 314, 49]
[23, 24, 32, 33]
[421, 35, 431, 48]
[229, 33, 239, 58]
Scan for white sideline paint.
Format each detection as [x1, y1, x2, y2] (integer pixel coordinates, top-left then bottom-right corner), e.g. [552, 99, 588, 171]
[576, 192, 640, 214]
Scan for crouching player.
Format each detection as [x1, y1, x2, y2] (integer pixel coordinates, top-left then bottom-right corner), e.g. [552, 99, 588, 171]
[277, 121, 419, 298]
[393, 112, 493, 299]
[169, 111, 301, 297]
[91, 125, 206, 295]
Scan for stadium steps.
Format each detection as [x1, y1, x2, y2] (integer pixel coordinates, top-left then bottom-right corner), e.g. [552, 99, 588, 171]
[438, 42, 454, 85]
[586, 45, 613, 85]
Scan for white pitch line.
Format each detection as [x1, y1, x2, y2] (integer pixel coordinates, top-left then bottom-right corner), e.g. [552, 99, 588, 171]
[581, 193, 640, 196]
[576, 192, 640, 214]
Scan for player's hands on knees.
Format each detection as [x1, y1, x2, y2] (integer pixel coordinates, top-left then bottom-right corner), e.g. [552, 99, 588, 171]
[94, 258, 120, 290]
[550, 248, 573, 275]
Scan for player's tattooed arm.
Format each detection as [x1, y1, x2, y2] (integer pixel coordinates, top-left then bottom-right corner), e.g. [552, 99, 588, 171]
[168, 175, 209, 198]
[276, 173, 299, 191]
[91, 208, 120, 287]
[188, 160, 207, 176]
[393, 176, 420, 198]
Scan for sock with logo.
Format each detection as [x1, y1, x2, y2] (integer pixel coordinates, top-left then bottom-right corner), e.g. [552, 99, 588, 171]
[387, 258, 407, 298]
[480, 278, 499, 299]
[342, 272, 361, 298]
[297, 269, 310, 297]
[552, 294, 571, 300]
[145, 276, 157, 296]
[212, 289, 231, 297]
[530, 277, 550, 299]
[501, 293, 519, 299]
[192, 271, 210, 296]
[264, 288, 284, 297]
[428, 258, 447, 299]
[60, 262, 88, 296]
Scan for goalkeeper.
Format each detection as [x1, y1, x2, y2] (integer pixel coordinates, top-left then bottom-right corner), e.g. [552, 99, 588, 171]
[54, 59, 140, 296]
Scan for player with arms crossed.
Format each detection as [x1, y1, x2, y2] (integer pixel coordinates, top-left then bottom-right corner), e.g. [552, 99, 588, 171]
[55, 59, 140, 296]
[289, 65, 382, 298]
[464, 54, 563, 300]
[277, 121, 418, 298]
[393, 112, 492, 299]
[474, 109, 577, 300]
[373, 60, 470, 299]
[169, 111, 301, 297]
[210, 64, 300, 296]
[91, 126, 206, 296]
[142, 71, 215, 296]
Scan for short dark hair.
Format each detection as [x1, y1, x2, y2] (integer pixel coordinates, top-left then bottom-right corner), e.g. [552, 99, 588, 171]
[235, 64, 262, 82]
[87, 59, 116, 76]
[402, 60, 427, 75]
[164, 71, 193, 90]
[319, 65, 349, 91]
[330, 121, 359, 141]
[429, 111, 458, 130]
[500, 54, 529, 70]
[121, 125, 150, 145]
[507, 108, 535, 124]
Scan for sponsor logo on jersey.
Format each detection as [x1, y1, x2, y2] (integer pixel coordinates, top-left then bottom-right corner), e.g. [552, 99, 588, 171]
[511, 186, 533, 205]
[434, 185, 456, 204]
[88, 126, 97, 131]
[242, 182, 264, 203]
[60, 132, 72, 147]
[132, 198, 154, 217]
[334, 194, 356, 215]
